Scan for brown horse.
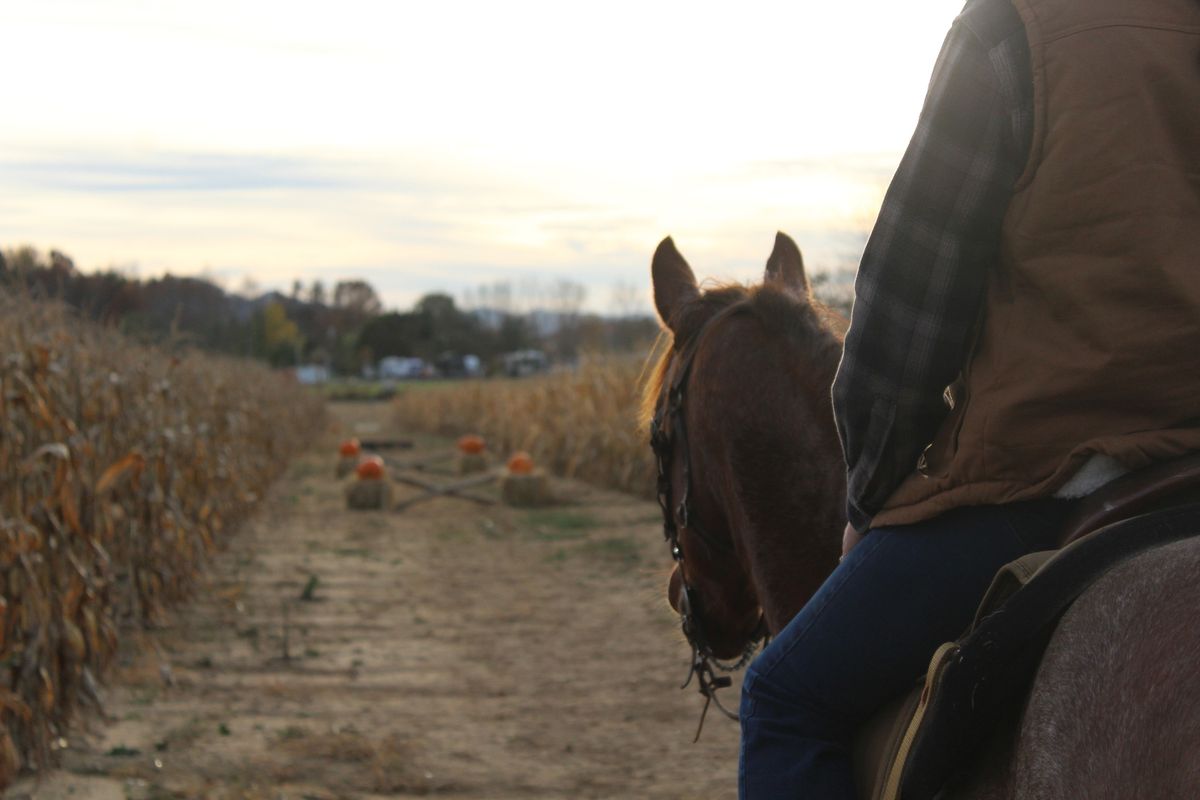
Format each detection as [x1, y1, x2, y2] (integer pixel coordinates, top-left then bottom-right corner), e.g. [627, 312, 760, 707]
[645, 233, 1200, 798]
[644, 233, 845, 659]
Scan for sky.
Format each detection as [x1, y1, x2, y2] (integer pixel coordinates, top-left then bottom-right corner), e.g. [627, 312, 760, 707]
[1, 0, 966, 314]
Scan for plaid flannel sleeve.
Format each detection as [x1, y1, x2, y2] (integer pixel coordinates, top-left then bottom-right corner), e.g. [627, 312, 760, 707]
[832, 3, 1031, 531]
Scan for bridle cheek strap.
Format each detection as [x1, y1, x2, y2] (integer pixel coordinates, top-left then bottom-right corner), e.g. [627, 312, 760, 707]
[649, 306, 767, 738]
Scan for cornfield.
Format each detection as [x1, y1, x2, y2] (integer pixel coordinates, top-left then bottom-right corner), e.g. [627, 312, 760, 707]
[393, 354, 661, 499]
[0, 295, 324, 787]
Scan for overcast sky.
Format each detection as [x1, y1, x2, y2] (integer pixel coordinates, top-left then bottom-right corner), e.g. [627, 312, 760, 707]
[1, 0, 965, 313]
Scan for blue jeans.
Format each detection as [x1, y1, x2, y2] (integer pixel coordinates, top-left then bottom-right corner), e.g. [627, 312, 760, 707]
[738, 500, 1074, 799]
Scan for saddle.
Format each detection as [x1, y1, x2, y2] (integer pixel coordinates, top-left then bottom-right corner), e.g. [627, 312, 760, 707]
[853, 453, 1200, 800]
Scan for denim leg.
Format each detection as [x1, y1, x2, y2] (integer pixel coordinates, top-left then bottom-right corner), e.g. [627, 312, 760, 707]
[737, 500, 1071, 799]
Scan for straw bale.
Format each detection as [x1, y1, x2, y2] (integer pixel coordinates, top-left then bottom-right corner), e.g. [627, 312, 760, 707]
[500, 470, 554, 508]
[344, 478, 394, 510]
[457, 452, 489, 475]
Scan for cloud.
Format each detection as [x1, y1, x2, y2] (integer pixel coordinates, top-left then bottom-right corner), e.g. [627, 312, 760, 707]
[0, 147, 495, 196]
[0, 152, 341, 193]
[0, 143, 888, 314]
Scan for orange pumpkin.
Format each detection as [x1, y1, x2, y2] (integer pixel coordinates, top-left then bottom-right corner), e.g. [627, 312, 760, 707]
[339, 438, 362, 458]
[457, 434, 486, 455]
[506, 451, 535, 475]
[356, 456, 385, 481]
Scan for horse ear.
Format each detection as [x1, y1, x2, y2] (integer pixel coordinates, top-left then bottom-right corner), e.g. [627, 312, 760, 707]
[651, 236, 700, 329]
[764, 231, 810, 297]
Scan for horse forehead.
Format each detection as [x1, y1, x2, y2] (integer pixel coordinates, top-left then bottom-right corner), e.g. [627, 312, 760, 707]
[686, 313, 772, 388]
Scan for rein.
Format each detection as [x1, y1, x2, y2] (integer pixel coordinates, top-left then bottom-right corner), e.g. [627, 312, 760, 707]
[649, 304, 769, 741]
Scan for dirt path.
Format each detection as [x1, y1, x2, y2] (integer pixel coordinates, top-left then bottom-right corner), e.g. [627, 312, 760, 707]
[7, 402, 743, 799]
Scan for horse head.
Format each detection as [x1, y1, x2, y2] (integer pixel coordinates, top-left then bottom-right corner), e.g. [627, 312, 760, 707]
[644, 233, 847, 662]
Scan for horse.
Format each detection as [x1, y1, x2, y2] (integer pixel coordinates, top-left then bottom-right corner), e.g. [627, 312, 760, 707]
[643, 232, 1200, 798]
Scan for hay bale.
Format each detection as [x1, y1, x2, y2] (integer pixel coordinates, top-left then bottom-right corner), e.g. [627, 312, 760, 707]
[500, 469, 553, 508]
[344, 479, 393, 511]
[335, 455, 359, 478]
[457, 452, 489, 475]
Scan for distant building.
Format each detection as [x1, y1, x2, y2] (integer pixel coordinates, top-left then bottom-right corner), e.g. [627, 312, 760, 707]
[434, 352, 483, 378]
[294, 364, 331, 384]
[378, 356, 426, 380]
[502, 349, 548, 378]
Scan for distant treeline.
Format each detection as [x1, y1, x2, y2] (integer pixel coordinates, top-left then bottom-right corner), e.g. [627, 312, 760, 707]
[0, 246, 660, 375]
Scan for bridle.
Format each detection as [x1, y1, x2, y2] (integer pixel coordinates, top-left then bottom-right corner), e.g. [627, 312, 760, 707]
[649, 303, 769, 740]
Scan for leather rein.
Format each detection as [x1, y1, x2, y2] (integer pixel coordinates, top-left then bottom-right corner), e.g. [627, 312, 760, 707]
[649, 304, 768, 741]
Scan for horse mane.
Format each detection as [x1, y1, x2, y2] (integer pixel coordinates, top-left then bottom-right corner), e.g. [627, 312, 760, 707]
[638, 281, 845, 431]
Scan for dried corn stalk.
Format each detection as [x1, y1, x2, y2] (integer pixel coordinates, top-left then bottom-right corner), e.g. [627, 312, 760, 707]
[0, 295, 325, 787]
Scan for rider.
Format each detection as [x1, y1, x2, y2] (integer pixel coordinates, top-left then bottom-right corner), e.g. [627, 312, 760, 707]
[739, 0, 1200, 796]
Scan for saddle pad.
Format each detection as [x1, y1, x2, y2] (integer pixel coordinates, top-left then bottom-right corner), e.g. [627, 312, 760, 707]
[883, 502, 1200, 800]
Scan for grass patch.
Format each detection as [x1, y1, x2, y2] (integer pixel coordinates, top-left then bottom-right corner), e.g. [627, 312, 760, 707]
[391, 379, 467, 395]
[106, 745, 141, 757]
[299, 575, 320, 601]
[321, 380, 399, 402]
[522, 510, 600, 541]
[334, 547, 374, 559]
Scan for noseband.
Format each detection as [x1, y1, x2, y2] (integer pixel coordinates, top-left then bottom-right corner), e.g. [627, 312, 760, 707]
[649, 304, 768, 739]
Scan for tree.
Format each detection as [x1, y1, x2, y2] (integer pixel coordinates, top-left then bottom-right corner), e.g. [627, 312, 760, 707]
[546, 279, 587, 359]
[547, 279, 586, 316]
[356, 312, 417, 361]
[333, 280, 383, 316]
[467, 281, 515, 315]
[238, 275, 260, 298]
[49, 250, 76, 275]
[609, 281, 645, 318]
[3, 246, 39, 276]
[308, 280, 326, 306]
[496, 314, 533, 353]
[414, 293, 458, 321]
[355, 294, 496, 366]
[259, 301, 303, 365]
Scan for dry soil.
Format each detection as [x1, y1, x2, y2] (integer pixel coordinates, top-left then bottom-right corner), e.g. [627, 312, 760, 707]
[5, 402, 743, 800]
